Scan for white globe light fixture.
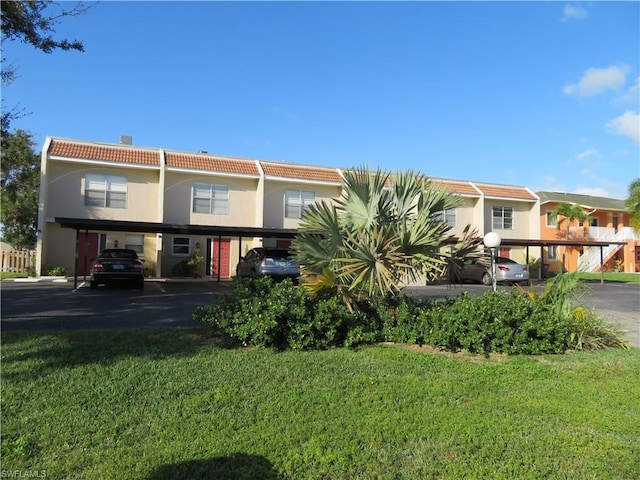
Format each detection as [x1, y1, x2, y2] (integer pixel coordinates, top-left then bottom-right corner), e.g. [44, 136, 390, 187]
[483, 232, 501, 291]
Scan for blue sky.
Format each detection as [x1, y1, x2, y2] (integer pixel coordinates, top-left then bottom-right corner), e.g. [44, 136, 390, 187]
[3, 1, 639, 199]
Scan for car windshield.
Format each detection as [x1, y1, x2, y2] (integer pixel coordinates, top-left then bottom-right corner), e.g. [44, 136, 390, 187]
[495, 257, 517, 264]
[265, 249, 294, 260]
[100, 250, 138, 259]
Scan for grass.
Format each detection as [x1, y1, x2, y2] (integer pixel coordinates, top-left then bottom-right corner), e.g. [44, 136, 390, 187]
[573, 272, 640, 284]
[2, 329, 639, 479]
[0, 272, 29, 280]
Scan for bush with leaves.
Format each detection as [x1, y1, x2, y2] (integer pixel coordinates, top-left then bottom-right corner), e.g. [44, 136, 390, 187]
[194, 274, 629, 354]
[194, 277, 368, 350]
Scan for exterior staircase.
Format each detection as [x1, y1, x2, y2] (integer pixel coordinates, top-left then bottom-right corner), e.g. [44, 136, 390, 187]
[577, 227, 638, 272]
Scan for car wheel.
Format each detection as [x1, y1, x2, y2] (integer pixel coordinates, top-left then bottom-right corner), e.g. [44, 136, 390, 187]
[136, 280, 144, 289]
[90, 280, 98, 289]
[481, 272, 492, 285]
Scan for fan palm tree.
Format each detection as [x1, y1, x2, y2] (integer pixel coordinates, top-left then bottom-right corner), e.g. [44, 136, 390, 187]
[626, 178, 640, 232]
[291, 165, 476, 310]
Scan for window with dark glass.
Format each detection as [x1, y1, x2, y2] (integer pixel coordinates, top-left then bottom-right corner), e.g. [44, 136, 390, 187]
[492, 206, 513, 230]
[285, 190, 315, 219]
[193, 183, 229, 214]
[85, 174, 127, 208]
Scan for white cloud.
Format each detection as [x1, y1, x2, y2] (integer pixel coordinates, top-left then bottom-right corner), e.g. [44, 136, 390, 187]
[563, 64, 630, 97]
[616, 76, 640, 105]
[539, 175, 565, 192]
[606, 110, 640, 145]
[575, 148, 598, 161]
[573, 186, 611, 197]
[566, 148, 599, 167]
[562, 4, 587, 21]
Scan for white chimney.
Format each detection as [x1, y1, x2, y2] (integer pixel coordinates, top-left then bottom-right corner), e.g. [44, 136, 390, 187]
[120, 135, 132, 145]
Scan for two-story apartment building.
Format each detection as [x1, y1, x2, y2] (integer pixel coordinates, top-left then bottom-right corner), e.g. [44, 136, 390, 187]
[36, 136, 541, 279]
[537, 191, 639, 273]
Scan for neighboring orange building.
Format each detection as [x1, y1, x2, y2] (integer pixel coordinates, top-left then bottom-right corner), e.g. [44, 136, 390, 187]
[537, 191, 639, 274]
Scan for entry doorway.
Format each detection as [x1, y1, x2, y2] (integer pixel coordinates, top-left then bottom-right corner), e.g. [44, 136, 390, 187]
[77, 232, 102, 275]
[208, 238, 231, 278]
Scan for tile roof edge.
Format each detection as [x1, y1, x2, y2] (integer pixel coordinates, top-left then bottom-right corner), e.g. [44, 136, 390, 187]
[48, 136, 162, 153]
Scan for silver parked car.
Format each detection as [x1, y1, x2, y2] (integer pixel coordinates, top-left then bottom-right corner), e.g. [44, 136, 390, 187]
[236, 247, 300, 282]
[459, 256, 529, 285]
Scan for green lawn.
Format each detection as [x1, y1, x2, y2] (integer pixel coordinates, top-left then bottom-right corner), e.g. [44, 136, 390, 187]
[0, 272, 29, 280]
[1, 329, 639, 479]
[573, 272, 640, 283]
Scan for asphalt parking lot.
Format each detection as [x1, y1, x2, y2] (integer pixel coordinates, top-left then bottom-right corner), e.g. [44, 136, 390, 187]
[1, 278, 638, 347]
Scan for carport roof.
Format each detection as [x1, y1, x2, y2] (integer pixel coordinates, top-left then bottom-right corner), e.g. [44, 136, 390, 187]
[56, 218, 627, 247]
[491, 237, 626, 247]
[55, 217, 300, 239]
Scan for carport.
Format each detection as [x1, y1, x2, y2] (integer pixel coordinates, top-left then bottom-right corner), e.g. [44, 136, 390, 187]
[495, 237, 627, 283]
[55, 217, 300, 290]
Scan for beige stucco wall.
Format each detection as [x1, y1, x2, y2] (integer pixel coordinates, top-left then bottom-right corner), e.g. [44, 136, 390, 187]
[43, 161, 161, 222]
[263, 181, 342, 230]
[483, 199, 537, 239]
[163, 172, 259, 226]
[447, 197, 481, 237]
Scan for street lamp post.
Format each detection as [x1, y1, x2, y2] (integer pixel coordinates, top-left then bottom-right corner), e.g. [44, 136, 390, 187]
[483, 232, 501, 292]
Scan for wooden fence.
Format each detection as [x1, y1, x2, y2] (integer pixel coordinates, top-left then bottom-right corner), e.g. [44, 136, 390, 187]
[1, 249, 36, 273]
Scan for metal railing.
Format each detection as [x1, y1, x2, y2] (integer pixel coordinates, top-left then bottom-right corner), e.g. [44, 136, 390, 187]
[577, 227, 638, 272]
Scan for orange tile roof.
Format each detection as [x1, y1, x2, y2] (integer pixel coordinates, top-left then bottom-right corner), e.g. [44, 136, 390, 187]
[165, 152, 260, 176]
[48, 139, 160, 166]
[475, 183, 537, 201]
[431, 179, 479, 196]
[261, 162, 342, 183]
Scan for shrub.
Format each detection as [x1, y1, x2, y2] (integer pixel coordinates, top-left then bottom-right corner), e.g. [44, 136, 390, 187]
[418, 291, 559, 354]
[567, 306, 630, 351]
[193, 275, 628, 354]
[47, 265, 66, 276]
[194, 277, 368, 350]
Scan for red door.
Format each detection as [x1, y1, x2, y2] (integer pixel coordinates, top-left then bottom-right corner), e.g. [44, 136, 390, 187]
[210, 238, 231, 278]
[499, 248, 511, 259]
[77, 232, 100, 275]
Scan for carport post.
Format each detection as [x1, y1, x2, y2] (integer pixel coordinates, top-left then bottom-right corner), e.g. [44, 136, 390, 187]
[73, 228, 79, 290]
[600, 246, 604, 284]
[217, 235, 222, 282]
[83, 228, 89, 282]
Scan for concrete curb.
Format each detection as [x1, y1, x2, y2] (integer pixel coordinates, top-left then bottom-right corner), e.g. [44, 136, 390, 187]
[11, 276, 68, 283]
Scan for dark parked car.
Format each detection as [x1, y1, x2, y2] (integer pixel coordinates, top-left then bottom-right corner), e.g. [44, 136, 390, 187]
[459, 256, 529, 285]
[236, 247, 300, 282]
[90, 249, 145, 289]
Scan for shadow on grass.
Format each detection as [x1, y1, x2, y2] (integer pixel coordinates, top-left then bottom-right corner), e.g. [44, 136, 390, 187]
[1, 327, 240, 381]
[147, 453, 283, 480]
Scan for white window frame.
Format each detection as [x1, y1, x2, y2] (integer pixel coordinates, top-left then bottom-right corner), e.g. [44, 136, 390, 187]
[434, 208, 456, 227]
[285, 190, 315, 219]
[85, 174, 127, 208]
[492, 206, 513, 230]
[548, 245, 557, 260]
[172, 237, 191, 257]
[546, 211, 557, 227]
[193, 183, 229, 215]
[125, 234, 144, 254]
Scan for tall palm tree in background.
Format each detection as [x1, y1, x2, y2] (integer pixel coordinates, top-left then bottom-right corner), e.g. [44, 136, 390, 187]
[551, 202, 592, 273]
[626, 178, 640, 232]
[291, 165, 481, 310]
[551, 203, 592, 239]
